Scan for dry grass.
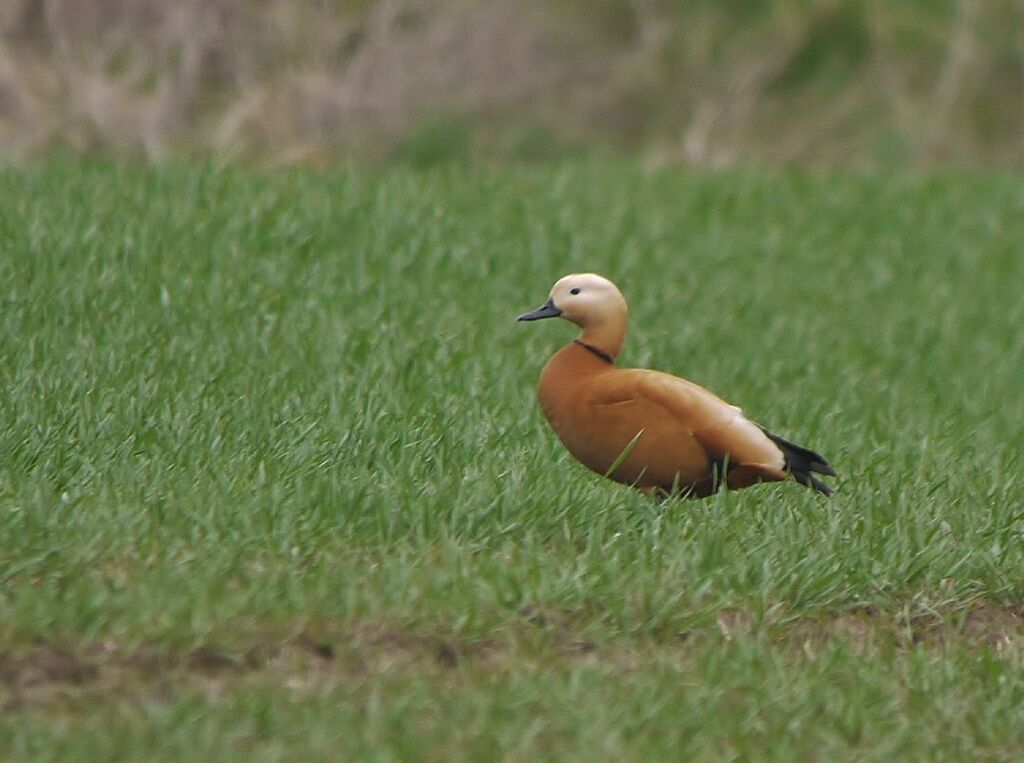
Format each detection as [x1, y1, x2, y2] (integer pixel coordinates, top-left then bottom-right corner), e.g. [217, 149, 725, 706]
[1, 0, 1023, 166]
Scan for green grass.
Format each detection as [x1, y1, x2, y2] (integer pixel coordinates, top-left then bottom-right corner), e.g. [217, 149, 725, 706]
[1, 159, 1023, 760]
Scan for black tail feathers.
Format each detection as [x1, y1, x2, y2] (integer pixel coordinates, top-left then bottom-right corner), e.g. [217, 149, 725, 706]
[762, 430, 836, 496]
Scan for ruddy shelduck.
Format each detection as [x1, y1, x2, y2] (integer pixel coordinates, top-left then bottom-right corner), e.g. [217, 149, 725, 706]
[519, 273, 835, 498]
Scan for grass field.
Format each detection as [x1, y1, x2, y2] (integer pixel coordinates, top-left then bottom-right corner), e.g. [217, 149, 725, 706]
[1, 159, 1023, 760]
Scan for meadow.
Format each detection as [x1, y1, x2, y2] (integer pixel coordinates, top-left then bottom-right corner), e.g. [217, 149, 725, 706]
[1, 159, 1023, 760]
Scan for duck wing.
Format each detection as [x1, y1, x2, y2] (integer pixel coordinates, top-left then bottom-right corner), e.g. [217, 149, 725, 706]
[591, 369, 789, 487]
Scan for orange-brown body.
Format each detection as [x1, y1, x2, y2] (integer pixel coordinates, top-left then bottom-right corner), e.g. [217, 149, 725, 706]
[519, 273, 835, 498]
[538, 343, 788, 496]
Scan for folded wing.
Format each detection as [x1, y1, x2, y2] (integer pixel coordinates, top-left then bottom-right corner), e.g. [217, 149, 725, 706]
[590, 369, 788, 493]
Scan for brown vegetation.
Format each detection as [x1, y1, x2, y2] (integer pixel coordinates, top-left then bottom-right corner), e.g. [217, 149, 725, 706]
[1, 1, 1022, 166]
[3, 603, 1024, 712]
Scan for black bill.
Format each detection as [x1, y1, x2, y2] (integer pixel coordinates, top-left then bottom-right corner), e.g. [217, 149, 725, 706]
[517, 298, 562, 321]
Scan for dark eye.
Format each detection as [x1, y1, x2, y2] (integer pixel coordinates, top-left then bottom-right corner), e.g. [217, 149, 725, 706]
[570, 287, 581, 295]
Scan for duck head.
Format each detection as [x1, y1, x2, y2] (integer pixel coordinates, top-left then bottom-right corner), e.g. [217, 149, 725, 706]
[518, 273, 628, 360]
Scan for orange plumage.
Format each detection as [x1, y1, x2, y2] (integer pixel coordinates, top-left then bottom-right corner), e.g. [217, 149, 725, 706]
[519, 274, 835, 498]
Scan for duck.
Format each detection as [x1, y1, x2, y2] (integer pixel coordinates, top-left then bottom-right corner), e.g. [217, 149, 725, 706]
[518, 273, 835, 498]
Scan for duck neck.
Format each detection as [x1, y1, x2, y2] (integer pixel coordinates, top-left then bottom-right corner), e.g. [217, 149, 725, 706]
[577, 319, 626, 363]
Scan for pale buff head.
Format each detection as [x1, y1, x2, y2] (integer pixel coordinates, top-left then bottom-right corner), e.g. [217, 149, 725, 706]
[518, 273, 629, 359]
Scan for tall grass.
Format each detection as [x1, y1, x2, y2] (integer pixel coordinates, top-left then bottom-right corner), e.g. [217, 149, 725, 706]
[2, 0, 1023, 166]
[1, 159, 1023, 759]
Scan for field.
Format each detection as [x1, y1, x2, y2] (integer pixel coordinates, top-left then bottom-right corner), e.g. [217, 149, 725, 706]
[1, 160, 1023, 760]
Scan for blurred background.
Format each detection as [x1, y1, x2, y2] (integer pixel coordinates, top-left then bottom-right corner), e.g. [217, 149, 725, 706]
[2, 0, 1022, 168]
